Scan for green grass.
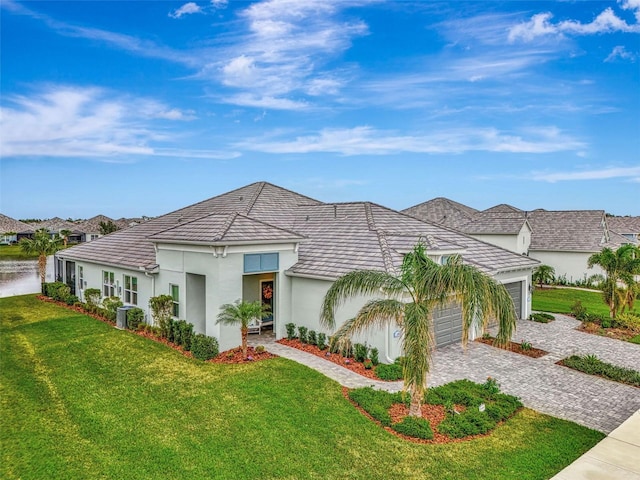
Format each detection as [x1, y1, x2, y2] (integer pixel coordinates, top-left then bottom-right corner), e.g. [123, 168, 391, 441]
[0, 244, 37, 260]
[532, 287, 640, 318]
[1, 295, 604, 480]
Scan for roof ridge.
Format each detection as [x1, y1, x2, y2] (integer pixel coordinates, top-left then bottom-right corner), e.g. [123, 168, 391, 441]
[244, 182, 266, 215]
[364, 202, 377, 231]
[218, 212, 239, 240]
[376, 230, 398, 276]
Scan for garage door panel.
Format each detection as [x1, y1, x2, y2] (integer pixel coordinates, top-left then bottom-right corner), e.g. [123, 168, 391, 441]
[434, 303, 462, 347]
[504, 281, 523, 320]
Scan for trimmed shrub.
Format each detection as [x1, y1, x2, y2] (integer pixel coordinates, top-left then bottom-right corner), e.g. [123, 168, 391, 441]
[285, 323, 297, 340]
[317, 332, 327, 350]
[191, 334, 219, 361]
[102, 296, 123, 322]
[149, 294, 173, 339]
[84, 288, 101, 307]
[354, 343, 369, 363]
[370, 347, 379, 366]
[562, 355, 640, 387]
[298, 326, 308, 344]
[179, 321, 194, 351]
[375, 363, 403, 381]
[348, 387, 400, 427]
[530, 312, 555, 323]
[64, 294, 79, 305]
[126, 308, 145, 331]
[308, 330, 317, 346]
[392, 416, 434, 440]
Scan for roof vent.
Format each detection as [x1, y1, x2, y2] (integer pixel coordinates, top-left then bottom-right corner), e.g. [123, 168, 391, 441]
[334, 205, 337, 219]
[239, 196, 244, 201]
[305, 215, 309, 221]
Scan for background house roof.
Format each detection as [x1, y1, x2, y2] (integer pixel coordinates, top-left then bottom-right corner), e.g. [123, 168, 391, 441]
[0, 214, 33, 234]
[60, 182, 539, 277]
[31, 217, 82, 234]
[402, 197, 478, 229]
[606, 216, 640, 237]
[482, 204, 523, 214]
[460, 212, 529, 235]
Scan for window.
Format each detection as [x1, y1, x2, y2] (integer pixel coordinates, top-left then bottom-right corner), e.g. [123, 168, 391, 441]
[103, 271, 115, 297]
[244, 253, 279, 273]
[124, 275, 138, 305]
[78, 266, 84, 292]
[170, 284, 179, 317]
[440, 255, 452, 265]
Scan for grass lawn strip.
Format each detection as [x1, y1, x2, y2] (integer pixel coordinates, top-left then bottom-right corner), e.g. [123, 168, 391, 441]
[558, 355, 640, 388]
[1, 295, 605, 480]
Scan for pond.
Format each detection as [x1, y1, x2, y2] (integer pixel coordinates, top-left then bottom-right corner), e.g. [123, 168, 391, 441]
[0, 260, 42, 298]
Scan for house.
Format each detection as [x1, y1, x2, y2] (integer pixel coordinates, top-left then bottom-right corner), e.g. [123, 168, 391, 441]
[55, 182, 538, 359]
[32, 217, 83, 244]
[606, 216, 640, 245]
[76, 214, 129, 242]
[0, 214, 33, 244]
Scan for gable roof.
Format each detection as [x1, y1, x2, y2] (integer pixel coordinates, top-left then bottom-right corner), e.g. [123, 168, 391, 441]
[60, 182, 538, 277]
[0, 214, 34, 234]
[483, 204, 522, 214]
[606, 216, 640, 236]
[402, 197, 478, 229]
[75, 215, 118, 234]
[31, 217, 82, 234]
[461, 211, 530, 235]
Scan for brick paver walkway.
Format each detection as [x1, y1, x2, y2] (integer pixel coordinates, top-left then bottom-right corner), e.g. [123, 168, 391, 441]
[252, 314, 640, 433]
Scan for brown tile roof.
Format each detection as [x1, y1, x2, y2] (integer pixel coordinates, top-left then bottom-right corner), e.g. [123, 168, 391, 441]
[75, 215, 118, 234]
[482, 204, 522, 213]
[60, 182, 539, 277]
[0, 214, 33, 234]
[32, 217, 82, 234]
[402, 197, 477, 229]
[461, 212, 529, 235]
[606, 216, 640, 236]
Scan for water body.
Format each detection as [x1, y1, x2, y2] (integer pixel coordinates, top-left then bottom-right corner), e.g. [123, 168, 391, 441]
[0, 260, 40, 298]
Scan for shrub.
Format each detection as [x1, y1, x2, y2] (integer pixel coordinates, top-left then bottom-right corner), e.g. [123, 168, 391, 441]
[102, 296, 123, 322]
[165, 318, 176, 343]
[179, 321, 194, 351]
[84, 288, 101, 307]
[370, 347, 379, 366]
[376, 363, 403, 381]
[520, 340, 532, 351]
[348, 387, 400, 426]
[483, 377, 500, 395]
[530, 312, 555, 323]
[562, 355, 640, 387]
[363, 359, 373, 370]
[600, 318, 612, 328]
[614, 313, 640, 333]
[126, 307, 145, 331]
[191, 334, 219, 361]
[317, 332, 327, 350]
[255, 345, 265, 354]
[285, 323, 297, 340]
[45, 282, 70, 302]
[65, 294, 79, 305]
[149, 294, 173, 339]
[570, 300, 588, 321]
[298, 326, 308, 344]
[308, 330, 317, 346]
[391, 416, 434, 440]
[353, 343, 369, 363]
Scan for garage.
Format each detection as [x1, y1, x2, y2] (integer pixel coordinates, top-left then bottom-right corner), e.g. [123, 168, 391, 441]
[504, 281, 523, 319]
[433, 303, 463, 347]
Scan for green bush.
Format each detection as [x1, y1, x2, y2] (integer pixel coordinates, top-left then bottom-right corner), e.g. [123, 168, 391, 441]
[348, 387, 400, 426]
[165, 318, 176, 343]
[570, 300, 588, 321]
[84, 288, 101, 307]
[298, 326, 308, 344]
[65, 294, 79, 305]
[370, 347, 379, 366]
[317, 332, 327, 350]
[562, 355, 640, 387]
[285, 323, 296, 340]
[45, 282, 71, 302]
[308, 330, 317, 346]
[191, 334, 219, 361]
[102, 297, 123, 322]
[353, 343, 369, 363]
[149, 294, 173, 339]
[600, 318, 612, 328]
[126, 308, 145, 330]
[375, 363, 403, 381]
[614, 313, 640, 333]
[391, 416, 434, 440]
[530, 312, 555, 323]
[179, 321, 194, 351]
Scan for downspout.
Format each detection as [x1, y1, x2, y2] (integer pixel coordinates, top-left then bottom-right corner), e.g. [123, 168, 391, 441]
[385, 324, 395, 364]
[144, 271, 156, 297]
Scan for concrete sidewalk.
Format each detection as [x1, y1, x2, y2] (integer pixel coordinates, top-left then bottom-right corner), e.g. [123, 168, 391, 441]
[551, 409, 640, 480]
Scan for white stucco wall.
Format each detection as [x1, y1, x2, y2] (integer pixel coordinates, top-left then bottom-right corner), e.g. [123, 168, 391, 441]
[528, 250, 604, 283]
[470, 225, 531, 255]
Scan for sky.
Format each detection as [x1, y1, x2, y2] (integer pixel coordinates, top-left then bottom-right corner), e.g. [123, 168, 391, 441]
[1, 0, 639, 220]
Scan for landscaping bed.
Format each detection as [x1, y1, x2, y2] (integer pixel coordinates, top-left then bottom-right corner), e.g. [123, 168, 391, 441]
[557, 355, 640, 388]
[212, 345, 277, 363]
[476, 336, 548, 358]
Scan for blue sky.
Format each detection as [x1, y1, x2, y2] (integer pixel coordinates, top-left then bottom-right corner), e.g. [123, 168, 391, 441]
[1, 0, 638, 219]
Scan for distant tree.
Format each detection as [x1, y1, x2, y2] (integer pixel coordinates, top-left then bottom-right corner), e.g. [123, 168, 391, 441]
[19, 228, 62, 292]
[99, 220, 119, 235]
[59, 229, 72, 247]
[532, 265, 555, 288]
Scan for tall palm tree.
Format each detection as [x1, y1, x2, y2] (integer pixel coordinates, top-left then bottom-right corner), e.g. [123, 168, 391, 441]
[532, 264, 555, 288]
[216, 299, 269, 358]
[59, 229, 72, 247]
[19, 228, 63, 292]
[321, 243, 516, 417]
[588, 244, 640, 318]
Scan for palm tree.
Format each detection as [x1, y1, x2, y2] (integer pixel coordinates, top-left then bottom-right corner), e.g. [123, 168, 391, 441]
[321, 243, 516, 417]
[532, 264, 555, 288]
[216, 299, 269, 358]
[19, 228, 63, 293]
[59, 229, 72, 247]
[588, 244, 640, 318]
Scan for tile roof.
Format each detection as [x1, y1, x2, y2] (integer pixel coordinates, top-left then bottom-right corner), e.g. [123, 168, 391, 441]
[31, 217, 82, 234]
[0, 214, 34, 234]
[461, 212, 529, 235]
[606, 216, 640, 236]
[482, 204, 522, 213]
[75, 215, 119, 234]
[60, 182, 539, 277]
[402, 197, 478, 229]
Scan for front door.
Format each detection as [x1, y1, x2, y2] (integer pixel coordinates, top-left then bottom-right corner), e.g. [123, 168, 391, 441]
[260, 279, 274, 322]
[65, 261, 76, 295]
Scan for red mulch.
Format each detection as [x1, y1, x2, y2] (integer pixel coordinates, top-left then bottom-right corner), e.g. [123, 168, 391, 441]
[211, 346, 277, 364]
[278, 338, 383, 380]
[36, 296, 278, 364]
[342, 387, 492, 444]
[476, 337, 548, 358]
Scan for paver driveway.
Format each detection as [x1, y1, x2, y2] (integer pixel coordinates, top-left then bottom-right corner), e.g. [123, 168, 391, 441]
[262, 313, 640, 433]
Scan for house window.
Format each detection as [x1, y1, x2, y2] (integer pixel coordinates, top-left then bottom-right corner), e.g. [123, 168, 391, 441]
[170, 284, 179, 317]
[244, 253, 279, 273]
[103, 271, 115, 297]
[440, 255, 452, 265]
[78, 266, 84, 292]
[124, 275, 138, 305]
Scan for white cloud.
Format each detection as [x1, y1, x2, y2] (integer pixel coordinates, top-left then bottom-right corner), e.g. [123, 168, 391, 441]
[605, 45, 637, 62]
[211, 0, 228, 8]
[509, 4, 640, 43]
[169, 2, 202, 19]
[220, 93, 308, 110]
[531, 166, 640, 182]
[0, 85, 232, 160]
[237, 125, 585, 156]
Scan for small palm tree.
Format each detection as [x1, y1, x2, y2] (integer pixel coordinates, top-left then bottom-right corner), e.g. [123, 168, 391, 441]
[20, 228, 63, 292]
[321, 243, 516, 417]
[532, 264, 555, 288]
[216, 299, 269, 358]
[59, 229, 72, 247]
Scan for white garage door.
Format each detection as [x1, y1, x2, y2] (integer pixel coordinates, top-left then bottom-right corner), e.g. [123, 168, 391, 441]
[433, 303, 463, 347]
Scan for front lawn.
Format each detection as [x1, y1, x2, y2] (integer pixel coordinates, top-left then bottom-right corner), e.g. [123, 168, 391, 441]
[1, 295, 604, 480]
[532, 287, 640, 318]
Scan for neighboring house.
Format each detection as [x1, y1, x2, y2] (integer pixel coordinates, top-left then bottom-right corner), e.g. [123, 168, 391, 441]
[526, 209, 630, 282]
[0, 214, 33, 244]
[606, 216, 640, 245]
[403, 197, 478, 229]
[32, 217, 83, 243]
[56, 182, 538, 359]
[77, 214, 123, 242]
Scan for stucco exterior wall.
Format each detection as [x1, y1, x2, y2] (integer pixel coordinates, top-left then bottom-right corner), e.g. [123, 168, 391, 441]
[470, 225, 531, 255]
[528, 250, 604, 283]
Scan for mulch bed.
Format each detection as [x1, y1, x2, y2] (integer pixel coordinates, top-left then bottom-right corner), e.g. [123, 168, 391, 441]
[342, 387, 491, 444]
[278, 338, 382, 380]
[476, 337, 548, 358]
[577, 321, 638, 342]
[36, 296, 278, 364]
